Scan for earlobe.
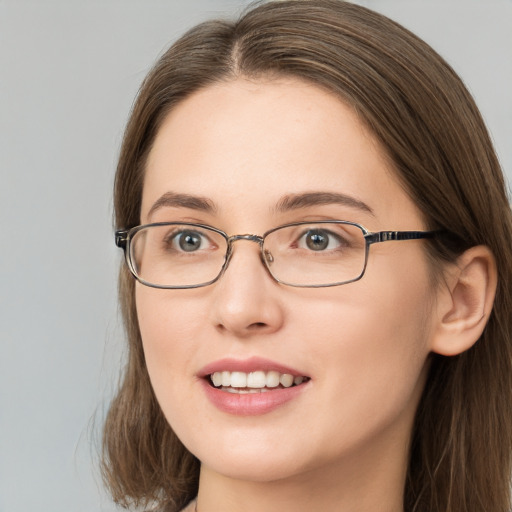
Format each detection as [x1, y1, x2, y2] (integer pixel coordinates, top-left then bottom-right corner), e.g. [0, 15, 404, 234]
[430, 245, 497, 356]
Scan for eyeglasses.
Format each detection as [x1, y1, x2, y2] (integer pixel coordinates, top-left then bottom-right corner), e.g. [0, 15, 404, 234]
[115, 221, 438, 289]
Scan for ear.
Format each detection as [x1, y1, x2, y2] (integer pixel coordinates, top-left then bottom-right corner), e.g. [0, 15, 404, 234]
[430, 245, 497, 356]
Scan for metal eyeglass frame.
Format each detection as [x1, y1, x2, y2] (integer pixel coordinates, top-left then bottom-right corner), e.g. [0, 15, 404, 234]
[115, 220, 438, 289]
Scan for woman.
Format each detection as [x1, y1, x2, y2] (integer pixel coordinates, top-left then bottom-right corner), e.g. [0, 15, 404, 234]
[102, 1, 512, 511]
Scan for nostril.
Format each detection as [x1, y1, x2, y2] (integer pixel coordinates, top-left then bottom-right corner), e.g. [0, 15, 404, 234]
[249, 322, 268, 330]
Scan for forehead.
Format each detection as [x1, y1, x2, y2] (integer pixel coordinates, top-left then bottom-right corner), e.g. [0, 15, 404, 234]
[142, 78, 421, 230]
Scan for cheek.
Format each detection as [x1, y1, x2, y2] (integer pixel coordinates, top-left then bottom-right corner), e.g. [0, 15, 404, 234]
[294, 252, 434, 431]
[136, 285, 206, 347]
[300, 284, 431, 388]
[135, 286, 207, 411]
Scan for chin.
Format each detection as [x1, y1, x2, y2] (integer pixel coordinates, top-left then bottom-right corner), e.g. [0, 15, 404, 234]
[202, 451, 310, 483]
[180, 424, 331, 484]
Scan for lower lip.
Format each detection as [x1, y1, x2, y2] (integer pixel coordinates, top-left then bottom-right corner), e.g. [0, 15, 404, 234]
[200, 379, 308, 416]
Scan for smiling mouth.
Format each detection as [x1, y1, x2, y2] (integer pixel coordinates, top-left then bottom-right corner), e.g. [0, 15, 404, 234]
[208, 370, 310, 394]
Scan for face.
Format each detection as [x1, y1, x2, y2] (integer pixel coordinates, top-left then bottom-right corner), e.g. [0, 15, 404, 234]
[137, 78, 438, 484]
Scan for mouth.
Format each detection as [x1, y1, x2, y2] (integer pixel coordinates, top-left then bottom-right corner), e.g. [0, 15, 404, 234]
[208, 370, 310, 394]
[199, 357, 310, 415]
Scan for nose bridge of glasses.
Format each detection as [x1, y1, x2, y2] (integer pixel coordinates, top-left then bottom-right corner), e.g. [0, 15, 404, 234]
[227, 234, 264, 244]
[225, 234, 273, 267]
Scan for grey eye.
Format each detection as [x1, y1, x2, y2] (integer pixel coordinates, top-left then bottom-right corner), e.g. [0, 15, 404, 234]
[304, 230, 330, 251]
[176, 231, 204, 252]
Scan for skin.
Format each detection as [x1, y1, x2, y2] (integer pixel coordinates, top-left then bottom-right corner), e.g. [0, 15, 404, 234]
[136, 78, 450, 512]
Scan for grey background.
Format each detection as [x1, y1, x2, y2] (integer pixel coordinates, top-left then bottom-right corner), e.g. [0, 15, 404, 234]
[0, 1, 510, 511]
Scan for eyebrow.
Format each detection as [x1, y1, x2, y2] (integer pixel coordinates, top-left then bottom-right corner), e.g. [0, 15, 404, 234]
[147, 190, 374, 220]
[148, 192, 217, 219]
[274, 191, 374, 215]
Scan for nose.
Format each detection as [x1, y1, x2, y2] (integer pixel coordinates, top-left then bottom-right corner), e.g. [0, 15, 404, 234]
[210, 239, 285, 338]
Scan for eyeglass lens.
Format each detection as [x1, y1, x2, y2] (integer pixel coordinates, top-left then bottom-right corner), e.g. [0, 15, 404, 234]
[128, 222, 368, 288]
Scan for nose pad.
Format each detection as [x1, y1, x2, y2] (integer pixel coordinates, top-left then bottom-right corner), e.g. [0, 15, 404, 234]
[224, 245, 234, 267]
[263, 249, 274, 265]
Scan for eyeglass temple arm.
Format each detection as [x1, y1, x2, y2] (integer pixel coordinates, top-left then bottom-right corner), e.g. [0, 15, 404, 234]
[365, 230, 438, 245]
[115, 230, 128, 249]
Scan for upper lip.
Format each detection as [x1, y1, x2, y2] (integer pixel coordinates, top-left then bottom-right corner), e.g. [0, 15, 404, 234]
[198, 356, 309, 378]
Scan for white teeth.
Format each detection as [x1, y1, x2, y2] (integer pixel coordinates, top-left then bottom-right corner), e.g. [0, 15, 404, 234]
[210, 370, 307, 389]
[223, 387, 272, 394]
[280, 374, 294, 388]
[211, 372, 222, 387]
[266, 371, 280, 388]
[230, 371, 247, 388]
[247, 371, 266, 388]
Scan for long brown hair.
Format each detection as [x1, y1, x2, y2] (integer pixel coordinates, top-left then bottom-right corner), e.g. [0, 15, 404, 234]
[102, 1, 512, 510]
